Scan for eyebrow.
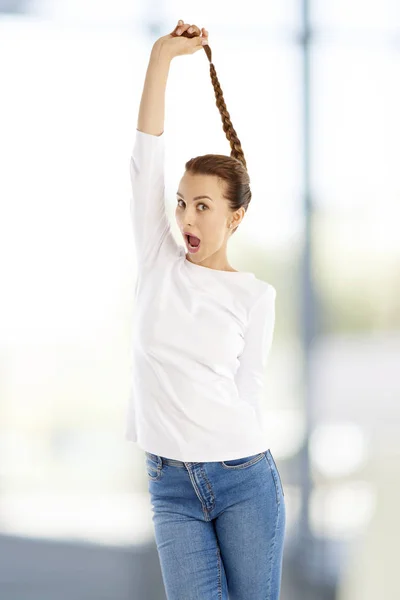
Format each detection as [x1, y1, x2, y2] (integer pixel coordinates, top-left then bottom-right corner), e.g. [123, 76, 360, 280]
[176, 191, 214, 203]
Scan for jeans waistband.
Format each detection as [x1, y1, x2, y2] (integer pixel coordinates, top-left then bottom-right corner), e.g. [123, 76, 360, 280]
[145, 450, 270, 468]
[162, 457, 189, 467]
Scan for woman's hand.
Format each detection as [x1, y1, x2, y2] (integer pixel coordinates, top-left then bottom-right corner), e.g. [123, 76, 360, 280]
[154, 19, 209, 60]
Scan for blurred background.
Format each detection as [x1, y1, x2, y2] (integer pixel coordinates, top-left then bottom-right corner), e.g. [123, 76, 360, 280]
[1, 1, 399, 598]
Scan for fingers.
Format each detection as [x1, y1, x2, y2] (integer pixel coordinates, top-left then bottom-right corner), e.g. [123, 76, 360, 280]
[187, 24, 201, 36]
[201, 27, 209, 45]
[172, 19, 209, 54]
[181, 24, 198, 36]
[172, 19, 184, 36]
[175, 20, 191, 36]
[174, 20, 203, 38]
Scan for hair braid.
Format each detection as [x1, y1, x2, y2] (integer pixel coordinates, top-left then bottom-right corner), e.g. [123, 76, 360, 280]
[182, 33, 248, 170]
[181, 30, 252, 236]
[202, 46, 247, 169]
[209, 68, 247, 169]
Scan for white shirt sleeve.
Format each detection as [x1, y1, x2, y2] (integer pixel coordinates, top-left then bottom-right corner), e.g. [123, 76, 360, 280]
[234, 285, 277, 423]
[129, 129, 180, 271]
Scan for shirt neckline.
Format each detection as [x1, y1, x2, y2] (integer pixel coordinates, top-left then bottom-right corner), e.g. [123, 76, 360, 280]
[181, 248, 255, 277]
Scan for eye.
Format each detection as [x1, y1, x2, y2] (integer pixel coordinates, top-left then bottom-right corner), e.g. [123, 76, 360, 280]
[176, 199, 208, 211]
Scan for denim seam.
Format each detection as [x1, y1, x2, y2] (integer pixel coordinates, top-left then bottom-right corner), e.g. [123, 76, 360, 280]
[266, 498, 280, 600]
[185, 466, 211, 521]
[268, 452, 284, 497]
[200, 465, 216, 511]
[216, 543, 222, 600]
[265, 452, 281, 506]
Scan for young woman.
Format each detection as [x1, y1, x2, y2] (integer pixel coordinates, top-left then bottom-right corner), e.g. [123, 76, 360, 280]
[126, 19, 286, 600]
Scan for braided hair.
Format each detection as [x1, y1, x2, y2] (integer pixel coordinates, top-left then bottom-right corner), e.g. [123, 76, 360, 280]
[182, 31, 251, 235]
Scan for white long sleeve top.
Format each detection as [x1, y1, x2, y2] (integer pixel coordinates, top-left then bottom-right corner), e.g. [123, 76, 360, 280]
[125, 129, 277, 462]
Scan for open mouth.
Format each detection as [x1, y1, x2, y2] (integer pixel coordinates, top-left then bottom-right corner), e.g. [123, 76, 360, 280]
[185, 234, 201, 253]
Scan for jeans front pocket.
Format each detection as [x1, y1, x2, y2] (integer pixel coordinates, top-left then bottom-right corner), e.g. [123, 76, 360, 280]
[145, 451, 163, 481]
[221, 451, 266, 470]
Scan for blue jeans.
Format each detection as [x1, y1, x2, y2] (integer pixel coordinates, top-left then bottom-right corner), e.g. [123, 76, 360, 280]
[145, 448, 286, 600]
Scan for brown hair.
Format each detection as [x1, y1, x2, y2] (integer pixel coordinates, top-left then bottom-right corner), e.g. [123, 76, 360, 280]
[183, 36, 251, 235]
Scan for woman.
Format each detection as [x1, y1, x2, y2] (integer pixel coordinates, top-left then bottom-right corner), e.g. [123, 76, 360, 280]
[126, 19, 286, 600]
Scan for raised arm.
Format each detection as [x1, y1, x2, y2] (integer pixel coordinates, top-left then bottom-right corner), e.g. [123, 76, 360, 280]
[137, 20, 208, 134]
[136, 42, 171, 136]
[129, 22, 209, 273]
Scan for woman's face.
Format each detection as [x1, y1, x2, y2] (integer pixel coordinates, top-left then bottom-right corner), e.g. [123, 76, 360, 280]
[175, 172, 243, 261]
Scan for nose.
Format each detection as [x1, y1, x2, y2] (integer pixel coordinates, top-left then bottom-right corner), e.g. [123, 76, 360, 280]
[176, 202, 198, 231]
[183, 210, 198, 229]
[184, 223, 198, 233]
